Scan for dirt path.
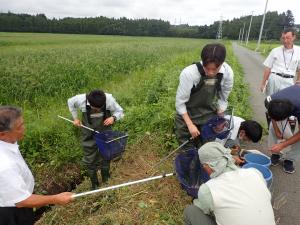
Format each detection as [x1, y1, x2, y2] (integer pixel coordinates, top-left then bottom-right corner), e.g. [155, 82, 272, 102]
[232, 42, 300, 225]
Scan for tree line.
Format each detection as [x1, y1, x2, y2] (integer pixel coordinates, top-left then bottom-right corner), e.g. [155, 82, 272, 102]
[0, 10, 297, 40]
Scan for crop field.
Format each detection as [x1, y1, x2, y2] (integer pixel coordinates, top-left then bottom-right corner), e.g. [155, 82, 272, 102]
[0, 33, 251, 224]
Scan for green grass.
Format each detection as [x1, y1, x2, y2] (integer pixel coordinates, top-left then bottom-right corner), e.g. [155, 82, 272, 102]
[242, 40, 280, 57]
[0, 33, 251, 224]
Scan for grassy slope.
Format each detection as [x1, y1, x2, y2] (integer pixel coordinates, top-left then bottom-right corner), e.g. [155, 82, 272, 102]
[0, 33, 250, 224]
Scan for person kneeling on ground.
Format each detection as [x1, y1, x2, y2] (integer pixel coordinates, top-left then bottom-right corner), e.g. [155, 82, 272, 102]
[265, 83, 300, 174]
[184, 142, 275, 225]
[68, 89, 124, 190]
[0, 106, 73, 225]
[216, 115, 262, 149]
[212, 116, 263, 164]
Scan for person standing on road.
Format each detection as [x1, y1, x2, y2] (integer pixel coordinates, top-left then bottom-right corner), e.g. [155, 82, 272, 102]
[175, 43, 234, 150]
[68, 89, 124, 190]
[260, 28, 300, 96]
[0, 106, 73, 225]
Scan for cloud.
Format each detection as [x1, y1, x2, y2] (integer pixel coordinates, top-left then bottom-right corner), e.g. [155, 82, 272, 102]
[0, 0, 299, 25]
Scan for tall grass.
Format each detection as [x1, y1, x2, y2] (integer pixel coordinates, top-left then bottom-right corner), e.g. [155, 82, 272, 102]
[1, 33, 251, 224]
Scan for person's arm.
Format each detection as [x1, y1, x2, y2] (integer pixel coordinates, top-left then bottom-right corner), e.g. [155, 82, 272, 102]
[296, 52, 300, 81]
[16, 193, 74, 208]
[67, 95, 80, 119]
[175, 67, 195, 115]
[67, 95, 82, 127]
[0, 168, 73, 208]
[175, 66, 200, 137]
[271, 119, 282, 139]
[217, 64, 234, 114]
[260, 67, 271, 92]
[104, 94, 124, 126]
[193, 184, 214, 215]
[182, 112, 200, 138]
[271, 128, 300, 153]
[260, 49, 275, 92]
[296, 69, 300, 82]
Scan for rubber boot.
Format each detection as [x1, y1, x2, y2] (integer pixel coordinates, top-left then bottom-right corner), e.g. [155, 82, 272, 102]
[101, 168, 110, 184]
[86, 169, 99, 190]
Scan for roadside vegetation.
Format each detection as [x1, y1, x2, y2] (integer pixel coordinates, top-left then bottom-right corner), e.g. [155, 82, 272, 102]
[0, 33, 251, 224]
[242, 40, 280, 57]
[243, 39, 300, 57]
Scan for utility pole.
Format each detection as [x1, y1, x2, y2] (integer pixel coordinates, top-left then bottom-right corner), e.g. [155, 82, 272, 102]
[244, 30, 248, 43]
[256, 0, 269, 51]
[216, 16, 223, 39]
[246, 11, 254, 46]
[240, 22, 245, 43]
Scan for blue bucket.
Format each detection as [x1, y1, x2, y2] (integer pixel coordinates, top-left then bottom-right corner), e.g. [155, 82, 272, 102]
[244, 153, 271, 168]
[242, 163, 273, 187]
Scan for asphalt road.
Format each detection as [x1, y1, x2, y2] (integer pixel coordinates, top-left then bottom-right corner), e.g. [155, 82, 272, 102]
[232, 42, 300, 225]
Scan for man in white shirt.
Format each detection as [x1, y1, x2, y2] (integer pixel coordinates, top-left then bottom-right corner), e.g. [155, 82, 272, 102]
[175, 43, 234, 150]
[260, 28, 300, 96]
[0, 106, 73, 225]
[184, 142, 276, 225]
[260, 28, 300, 127]
[68, 89, 124, 190]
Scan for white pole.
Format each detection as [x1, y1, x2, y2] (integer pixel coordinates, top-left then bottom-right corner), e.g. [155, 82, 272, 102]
[246, 11, 254, 46]
[241, 22, 245, 44]
[150, 137, 193, 170]
[256, 0, 269, 51]
[238, 28, 242, 41]
[73, 173, 176, 198]
[57, 115, 99, 133]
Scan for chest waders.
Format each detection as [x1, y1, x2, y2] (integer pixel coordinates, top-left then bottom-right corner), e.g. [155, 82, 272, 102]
[82, 99, 111, 189]
[175, 63, 223, 150]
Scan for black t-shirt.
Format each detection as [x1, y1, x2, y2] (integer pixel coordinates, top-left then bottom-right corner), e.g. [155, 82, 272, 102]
[271, 84, 300, 121]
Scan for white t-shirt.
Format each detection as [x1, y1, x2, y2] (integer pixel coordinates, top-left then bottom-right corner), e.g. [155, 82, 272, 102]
[215, 115, 244, 145]
[263, 45, 300, 76]
[206, 168, 276, 225]
[0, 140, 34, 207]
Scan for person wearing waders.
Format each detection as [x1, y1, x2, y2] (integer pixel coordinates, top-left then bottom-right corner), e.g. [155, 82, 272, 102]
[175, 43, 234, 150]
[68, 90, 124, 190]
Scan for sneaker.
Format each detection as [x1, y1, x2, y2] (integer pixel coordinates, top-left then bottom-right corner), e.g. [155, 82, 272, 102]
[283, 160, 295, 174]
[271, 154, 281, 166]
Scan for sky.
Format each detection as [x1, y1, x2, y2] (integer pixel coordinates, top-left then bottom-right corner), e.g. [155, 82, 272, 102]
[0, 0, 299, 26]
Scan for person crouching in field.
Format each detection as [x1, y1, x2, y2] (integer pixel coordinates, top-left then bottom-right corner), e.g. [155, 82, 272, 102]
[68, 89, 124, 190]
[175, 43, 234, 150]
[0, 106, 73, 225]
[265, 83, 300, 174]
[215, 116, 263, 165]
[184, 142, 276, 225]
